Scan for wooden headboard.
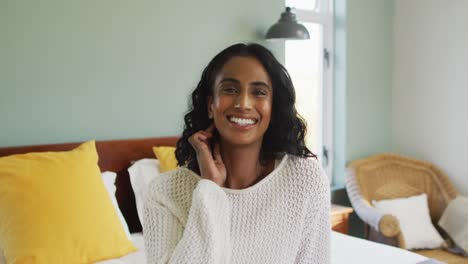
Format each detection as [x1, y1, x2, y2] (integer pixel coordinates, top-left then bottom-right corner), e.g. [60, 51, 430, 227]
[0, 136, 179, 233]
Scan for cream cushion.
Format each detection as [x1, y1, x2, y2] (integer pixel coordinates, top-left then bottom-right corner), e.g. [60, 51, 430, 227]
[128, 158, 161, 225]
[438, 195, 468, 253]
[373, 193, 445, 250]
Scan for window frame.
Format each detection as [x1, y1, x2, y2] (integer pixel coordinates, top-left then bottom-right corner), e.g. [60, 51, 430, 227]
[285, 0, 334, 179]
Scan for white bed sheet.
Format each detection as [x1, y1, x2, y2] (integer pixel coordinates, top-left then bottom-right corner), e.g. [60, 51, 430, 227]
[97, 232, 430, 264]
[331, 231, 429, 264]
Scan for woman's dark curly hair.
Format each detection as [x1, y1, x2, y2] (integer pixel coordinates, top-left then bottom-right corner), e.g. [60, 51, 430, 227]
[176, 43, 315, 173]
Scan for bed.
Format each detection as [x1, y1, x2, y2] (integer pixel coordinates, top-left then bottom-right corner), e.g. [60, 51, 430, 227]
[92, 231, 431, 264]
[0, 137, 434, 264]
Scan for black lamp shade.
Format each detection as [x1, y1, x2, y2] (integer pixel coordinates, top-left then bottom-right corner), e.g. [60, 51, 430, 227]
[266, 7, 310, 40]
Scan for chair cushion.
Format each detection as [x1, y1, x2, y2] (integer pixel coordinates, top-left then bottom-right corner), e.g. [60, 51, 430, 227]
[373, 193, 445, 250]
[438, 196, 468, 254]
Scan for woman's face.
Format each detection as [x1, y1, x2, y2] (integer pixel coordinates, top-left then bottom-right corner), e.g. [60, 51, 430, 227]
[208, 56, 273, 147]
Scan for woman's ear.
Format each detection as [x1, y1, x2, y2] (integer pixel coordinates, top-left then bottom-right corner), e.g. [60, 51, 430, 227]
[207, 96, 213, 119]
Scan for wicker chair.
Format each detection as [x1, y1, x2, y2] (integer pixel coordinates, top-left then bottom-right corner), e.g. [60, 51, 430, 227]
[346, 153, 467, 264]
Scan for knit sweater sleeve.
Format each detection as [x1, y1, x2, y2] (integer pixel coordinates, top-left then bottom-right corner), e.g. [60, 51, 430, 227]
[295, 162, 331, 264]
[143, 177, 231, 264]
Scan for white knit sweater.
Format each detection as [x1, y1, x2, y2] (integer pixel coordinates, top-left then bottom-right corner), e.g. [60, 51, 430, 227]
[143, 154, 330, 264]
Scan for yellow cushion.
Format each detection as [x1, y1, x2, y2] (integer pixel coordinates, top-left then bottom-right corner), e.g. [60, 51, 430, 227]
[152, 146, 178, 173]
[0, 141, 136, 264]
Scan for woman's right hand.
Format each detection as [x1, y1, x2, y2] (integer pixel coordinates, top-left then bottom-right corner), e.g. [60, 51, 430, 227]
[188, 124, 226, 187]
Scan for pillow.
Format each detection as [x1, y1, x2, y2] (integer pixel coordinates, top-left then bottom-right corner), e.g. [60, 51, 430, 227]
[1, 173, 128, 264]
[438, 195, 468, 254]
[152, 146, 177, 173]
[128, 158, 161, 226]
[0, 141, 136, 263]
[372, 193, 445, 250]
[101, 171, 131, 240]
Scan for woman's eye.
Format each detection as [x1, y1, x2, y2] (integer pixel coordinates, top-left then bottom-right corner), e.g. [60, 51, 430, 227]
[253, 89, 267, 96]
[222, 86, 237, 94]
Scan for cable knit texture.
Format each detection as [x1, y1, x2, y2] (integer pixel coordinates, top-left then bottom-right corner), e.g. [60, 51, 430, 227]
[143, 155, 330, 264]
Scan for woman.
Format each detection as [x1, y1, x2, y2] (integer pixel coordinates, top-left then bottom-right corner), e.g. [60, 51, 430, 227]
[143, 43, 330, 263]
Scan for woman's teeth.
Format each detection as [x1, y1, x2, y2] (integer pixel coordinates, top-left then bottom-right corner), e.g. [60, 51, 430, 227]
[229, 116, 256, 125]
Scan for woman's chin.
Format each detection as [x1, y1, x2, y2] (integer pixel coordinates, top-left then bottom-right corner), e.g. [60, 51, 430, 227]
[219, 133, 263, 148]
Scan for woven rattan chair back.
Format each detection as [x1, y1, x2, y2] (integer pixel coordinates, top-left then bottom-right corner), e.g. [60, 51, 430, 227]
[348, 153, 458, 222]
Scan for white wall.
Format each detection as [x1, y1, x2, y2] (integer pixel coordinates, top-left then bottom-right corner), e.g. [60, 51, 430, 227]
[393, 0, 468, 195]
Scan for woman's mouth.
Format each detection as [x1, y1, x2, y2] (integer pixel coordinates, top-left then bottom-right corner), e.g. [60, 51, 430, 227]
[228, 116, 258, 126]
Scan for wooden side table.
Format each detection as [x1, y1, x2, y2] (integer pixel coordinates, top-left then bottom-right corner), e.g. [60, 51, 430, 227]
[331, 204, 354, 234]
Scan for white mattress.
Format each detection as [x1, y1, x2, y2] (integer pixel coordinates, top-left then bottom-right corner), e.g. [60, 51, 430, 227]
[331, 231, 429, 264]
[97, 232, 430, 264]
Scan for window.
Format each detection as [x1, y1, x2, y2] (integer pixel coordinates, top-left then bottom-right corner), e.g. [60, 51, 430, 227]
[285, 0, 334, 178]
[286, 0, 318, 11]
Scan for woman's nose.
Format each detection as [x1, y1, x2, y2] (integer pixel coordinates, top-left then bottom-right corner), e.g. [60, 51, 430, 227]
[235, 93, 252, 110]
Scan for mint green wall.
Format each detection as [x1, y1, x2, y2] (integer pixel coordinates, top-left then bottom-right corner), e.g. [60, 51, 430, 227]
[346, 0, 393, 162]
[333, 0, 347, 187]
[332, 0, 393, 187]
[1, 1, 284, 147]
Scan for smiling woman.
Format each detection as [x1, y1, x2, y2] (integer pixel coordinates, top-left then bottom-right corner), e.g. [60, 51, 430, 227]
[208, 56, 272, 154]
[142, 43, 331, 264]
